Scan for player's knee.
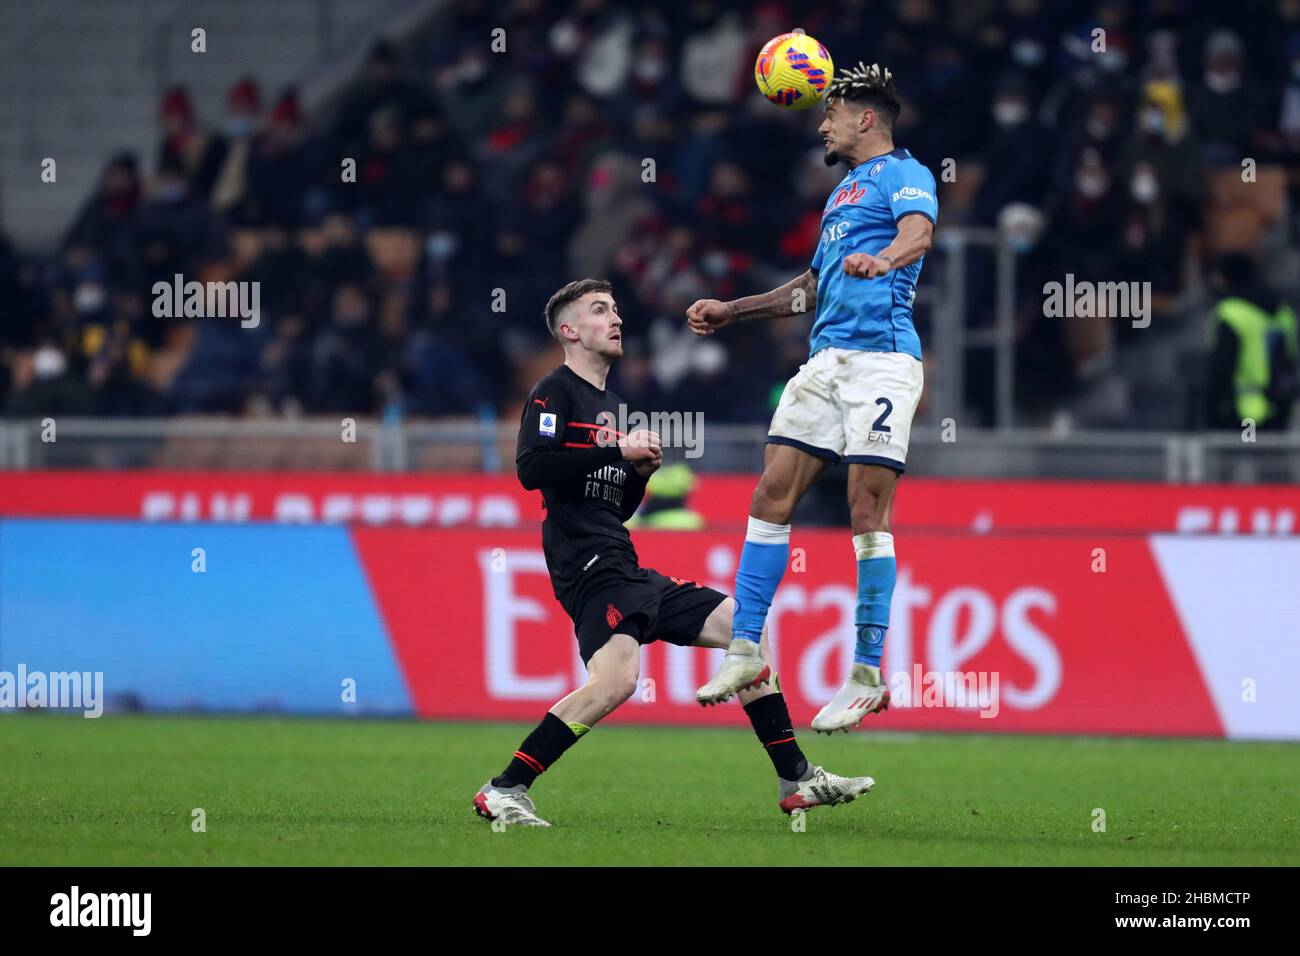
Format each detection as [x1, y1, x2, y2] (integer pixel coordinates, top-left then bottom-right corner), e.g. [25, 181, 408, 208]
[597, 669, 639, 711]
[849, 496, 887, 532]
[751, 476, 796, 523]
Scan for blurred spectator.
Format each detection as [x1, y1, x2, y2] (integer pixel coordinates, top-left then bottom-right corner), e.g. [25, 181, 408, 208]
[351, 106, 425, 227]
[1273, 33, 1300, 232]
[972, 72, 1051, 225]
[132, 154, 223, 286]
[5, 1, 1300, 432]
[1207, 255, 1299, 430]
[86, 324, 161, 416]
[4, 342, 93, 416]
[496, 159, 581, 317]
[63, 152, 141, 282]
[424, 157, 495, 300]
[244, 89, 319, 227]
[1115, 81, 1205, 306]
[548, 0, 636, 99]
[480, 85, 548, 201]
[404, 327, 490, 415]
[975, 0, 1055, 98]
[211, 77, 262, 215]
[435, 40, 510, 143]
[308, 284, 391, 412]
[333, 40, 430, 157]
[156, 87, 225, 200]
[1187, 30, 1266, 165]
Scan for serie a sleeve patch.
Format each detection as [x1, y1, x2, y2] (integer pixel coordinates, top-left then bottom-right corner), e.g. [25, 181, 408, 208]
[539, 412, 557, 437]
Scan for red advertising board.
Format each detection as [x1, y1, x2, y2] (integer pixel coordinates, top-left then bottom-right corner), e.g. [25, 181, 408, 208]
[1, 471, 1297, 535]
[353, 528, 1230, 737]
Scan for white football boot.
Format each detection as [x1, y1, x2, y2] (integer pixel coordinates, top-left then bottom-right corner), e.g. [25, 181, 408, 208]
[695, 637, 771, 706]
[778, 765, 875, 814]
[472, 783, 551, 827]
[811, 662, 891, 733]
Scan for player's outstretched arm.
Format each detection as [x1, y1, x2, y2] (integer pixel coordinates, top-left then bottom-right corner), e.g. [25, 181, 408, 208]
[686, 270, 817, 336]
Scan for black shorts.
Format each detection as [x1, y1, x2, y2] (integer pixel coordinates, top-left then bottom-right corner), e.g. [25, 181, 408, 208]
[562, 562, 728, 666]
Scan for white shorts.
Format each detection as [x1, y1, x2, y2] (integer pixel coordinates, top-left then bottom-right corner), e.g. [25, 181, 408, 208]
[767, 348, 924, 471]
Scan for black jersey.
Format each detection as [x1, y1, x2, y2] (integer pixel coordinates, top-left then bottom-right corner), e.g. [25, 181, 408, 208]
[516, 364, 649, 599]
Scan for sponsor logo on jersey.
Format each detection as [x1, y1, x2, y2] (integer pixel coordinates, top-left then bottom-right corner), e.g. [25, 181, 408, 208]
[891, 186, 934, 203]
[830, 181, 867, 208]
[539, 412, 556, 437]
[820, 220, 850, 245]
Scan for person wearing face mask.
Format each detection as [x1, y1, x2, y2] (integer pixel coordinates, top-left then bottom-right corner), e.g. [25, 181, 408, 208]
[211, 78, 262, 216]
[1187, 30, 1265, 165]
[1043, 89, 1128, 245]
[1118, 83, 1204, 277]
[978, 0, 1052, 89]
[132, 154, 218, 284]
[1115, 160, 1186, 312]
[3, 343, 94, 417]
[973, 73, 1050, 226]
[155, 86, 225, 201]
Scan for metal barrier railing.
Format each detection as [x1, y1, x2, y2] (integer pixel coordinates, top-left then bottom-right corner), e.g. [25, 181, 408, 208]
[2, 418, 1299, 483]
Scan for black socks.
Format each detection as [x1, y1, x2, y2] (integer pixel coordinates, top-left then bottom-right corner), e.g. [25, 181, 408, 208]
[744, 693, 809, 781]
[492, 712, 583, 789]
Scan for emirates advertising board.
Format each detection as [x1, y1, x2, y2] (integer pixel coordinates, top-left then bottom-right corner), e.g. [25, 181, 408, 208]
[1, 473, 1296, 739]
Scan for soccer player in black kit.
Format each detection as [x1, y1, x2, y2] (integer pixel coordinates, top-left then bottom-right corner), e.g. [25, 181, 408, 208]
[472, 279, 874, 827]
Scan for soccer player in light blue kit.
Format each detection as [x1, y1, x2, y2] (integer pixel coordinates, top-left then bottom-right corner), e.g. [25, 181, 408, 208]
[688, 62, 937, 732]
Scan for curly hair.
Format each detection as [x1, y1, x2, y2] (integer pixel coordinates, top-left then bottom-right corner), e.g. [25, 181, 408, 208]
[826, 61, 901, 129]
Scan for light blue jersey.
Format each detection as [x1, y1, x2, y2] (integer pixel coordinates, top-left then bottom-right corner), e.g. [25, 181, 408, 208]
[809, 147, 938, 360]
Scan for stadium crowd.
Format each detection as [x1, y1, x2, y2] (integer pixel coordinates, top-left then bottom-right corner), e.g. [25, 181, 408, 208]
[2, 0, 1298, 428]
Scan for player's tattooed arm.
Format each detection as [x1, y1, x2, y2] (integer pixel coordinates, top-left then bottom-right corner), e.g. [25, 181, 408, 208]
[686, 270, 816, 336]
[844, 215, 934, 279]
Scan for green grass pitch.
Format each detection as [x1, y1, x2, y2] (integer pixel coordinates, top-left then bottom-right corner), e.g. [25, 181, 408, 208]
[2, 714, 1297, 866]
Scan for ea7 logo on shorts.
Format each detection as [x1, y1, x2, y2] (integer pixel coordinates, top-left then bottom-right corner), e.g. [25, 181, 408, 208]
[866, 430, 892, 444]
[891, 186, 933, 203]
[539, 413, 557, 437]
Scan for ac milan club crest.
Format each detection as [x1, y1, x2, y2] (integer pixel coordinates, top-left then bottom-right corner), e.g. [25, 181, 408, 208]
[605, 603, 623, 628]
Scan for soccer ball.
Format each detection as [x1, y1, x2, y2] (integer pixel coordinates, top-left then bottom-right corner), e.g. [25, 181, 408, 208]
[754, 31, 834, 110]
